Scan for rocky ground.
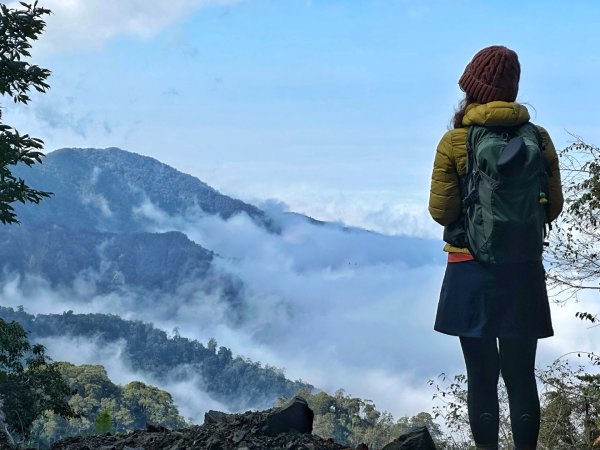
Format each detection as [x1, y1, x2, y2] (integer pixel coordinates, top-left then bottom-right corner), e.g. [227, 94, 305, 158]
[49, 397, 352, 450]
[5, 397, 438, 450]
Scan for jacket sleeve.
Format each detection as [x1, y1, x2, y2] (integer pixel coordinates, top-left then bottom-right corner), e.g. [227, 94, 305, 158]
[536, 126, 564, 222]
[429, 131, 462, 226]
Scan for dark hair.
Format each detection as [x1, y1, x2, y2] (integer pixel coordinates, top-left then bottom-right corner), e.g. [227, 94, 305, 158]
[452, 95, 477, 129]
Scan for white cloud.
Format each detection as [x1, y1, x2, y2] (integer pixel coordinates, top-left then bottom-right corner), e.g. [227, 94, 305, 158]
[21, 0, 240, 53]
[206, 181, 438, 239]
[5, 197, 597, 422]
[537, 289, 600, 367]
[42, 337, 229, 422]
[80, 192, 113, 217]
[0, 198, 454, 419]
[270, 194, 440, 239]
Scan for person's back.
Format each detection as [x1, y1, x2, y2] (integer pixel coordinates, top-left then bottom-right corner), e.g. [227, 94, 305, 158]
[428, 45, 563, 450]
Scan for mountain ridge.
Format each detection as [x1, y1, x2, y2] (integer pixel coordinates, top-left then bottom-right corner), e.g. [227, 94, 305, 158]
[0, 225, 224, 294]
[5, 146, 441, 294]
[0, 306, 312, 412]
[13, 147, 278, 233]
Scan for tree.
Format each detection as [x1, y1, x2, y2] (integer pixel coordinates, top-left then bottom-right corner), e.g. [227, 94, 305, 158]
[94, 409, 113, 435]
[28, 363, 186, 447]
[537, 359, 600, 449]
[277, 389, 443, 450]
[121, 381, 185, 430]
[207, 337, 218, 353]
[429, 361, 600, 450]
[548, 139, 600, 297]
[0, 1, 52, 224]
[429, 373, 512, 449]
[0, 319, 75, 440]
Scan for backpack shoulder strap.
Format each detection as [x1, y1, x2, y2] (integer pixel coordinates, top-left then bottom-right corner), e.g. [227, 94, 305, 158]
[518, 122, 553, 230]
[463, 125, 483, 209]
[533, 124, 545, 149]
[517, 122, 545, 149]
[465, 125, 480, 180]
[520, 122, 552, 175]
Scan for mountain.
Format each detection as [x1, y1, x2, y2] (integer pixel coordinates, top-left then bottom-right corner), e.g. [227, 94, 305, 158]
[7, 147, 267, 297]
[13, 147, 278, 233]
[0, 307, 312, 412]
[0, 226, 219, 293]
[30, 362, 187, 449]
[5, 147, 441, 294]
[0, 147, 444, 426]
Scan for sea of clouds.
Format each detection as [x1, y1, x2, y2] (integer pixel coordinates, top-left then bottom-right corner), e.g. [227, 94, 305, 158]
[2, 194, 599, 422]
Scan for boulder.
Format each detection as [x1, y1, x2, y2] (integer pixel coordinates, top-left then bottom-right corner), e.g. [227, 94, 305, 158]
[145, 422, 169, 433]
[266, 396, 314, 436]
[203, 410, 229, 425]
[381, 426, 437, 450]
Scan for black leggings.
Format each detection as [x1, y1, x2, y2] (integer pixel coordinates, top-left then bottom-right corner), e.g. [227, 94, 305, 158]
[460, 337, 540, 449]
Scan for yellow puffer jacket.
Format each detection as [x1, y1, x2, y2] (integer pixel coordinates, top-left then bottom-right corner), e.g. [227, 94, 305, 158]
[428, 101, 564, 253]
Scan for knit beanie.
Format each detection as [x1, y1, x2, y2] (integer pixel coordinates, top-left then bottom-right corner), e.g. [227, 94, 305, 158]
[458, 45, 520, 104]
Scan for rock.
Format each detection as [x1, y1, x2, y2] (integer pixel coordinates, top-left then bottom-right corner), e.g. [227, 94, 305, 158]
[233, 429, 247, 444]
[204, 410, 229, 425]
[356, 444, 369, 450]
[381, 426, 437, 450]
[266, 396, 314, 436]
[49, 401, 347, 450]
[205, 434, 222, 450]
[146, 422, 169, 433]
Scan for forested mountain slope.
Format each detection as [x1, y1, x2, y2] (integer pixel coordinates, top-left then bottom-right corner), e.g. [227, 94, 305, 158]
[13, 148, 277, 232]
[0, 307, 312, 412]
[0, 227, 219, 293]
[30, 363, 186, 449]
[4, 147, 441, 299]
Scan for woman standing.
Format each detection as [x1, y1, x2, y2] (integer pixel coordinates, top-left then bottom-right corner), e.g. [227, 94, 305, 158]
[429, 46, 563, 450]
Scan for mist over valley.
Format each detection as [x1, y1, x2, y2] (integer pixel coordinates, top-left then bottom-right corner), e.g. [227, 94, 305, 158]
[0, 147, 458, 421]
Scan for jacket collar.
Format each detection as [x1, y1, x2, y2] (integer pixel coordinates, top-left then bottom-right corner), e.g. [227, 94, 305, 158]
[462, 101, 530, 127]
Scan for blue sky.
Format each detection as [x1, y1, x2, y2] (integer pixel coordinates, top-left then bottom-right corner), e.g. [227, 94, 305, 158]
[6, 0, 600, 236]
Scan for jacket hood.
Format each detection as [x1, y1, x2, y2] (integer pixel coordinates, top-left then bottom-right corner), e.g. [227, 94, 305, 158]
[462, 101, 530, 127]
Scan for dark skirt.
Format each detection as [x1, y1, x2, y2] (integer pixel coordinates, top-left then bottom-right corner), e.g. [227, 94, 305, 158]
[434, 259, 553, 339]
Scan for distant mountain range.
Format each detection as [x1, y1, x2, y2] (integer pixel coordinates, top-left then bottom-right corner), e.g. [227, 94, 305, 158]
[0, 227, 216, 292]
[6, 147, 440, 295]
[1, 146, 443, 418]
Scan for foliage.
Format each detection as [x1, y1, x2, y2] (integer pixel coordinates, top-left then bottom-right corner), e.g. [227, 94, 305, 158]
[548, 139, 600, 297]
[94, 409, 112, 435]
[430, 360, 600, 450]
[0, 226, 217, 293]
[543, 139, 600, 446]
[429, 373, 511, 449]
[0, 306, 311, 413]
[536, 359, 600, 449]
[0, 1, 52, 224]
[277, 389, 442, 450]
[0, 318, 75, 441]
[0, 398, 14, 447]
[29, 363, 186, 448]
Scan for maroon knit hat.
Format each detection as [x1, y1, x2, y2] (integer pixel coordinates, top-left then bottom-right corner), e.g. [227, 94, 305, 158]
[459, 45, 520, 104]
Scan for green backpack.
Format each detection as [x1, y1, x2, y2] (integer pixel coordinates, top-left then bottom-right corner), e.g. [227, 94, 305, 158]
[462, 122, 550, 264]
